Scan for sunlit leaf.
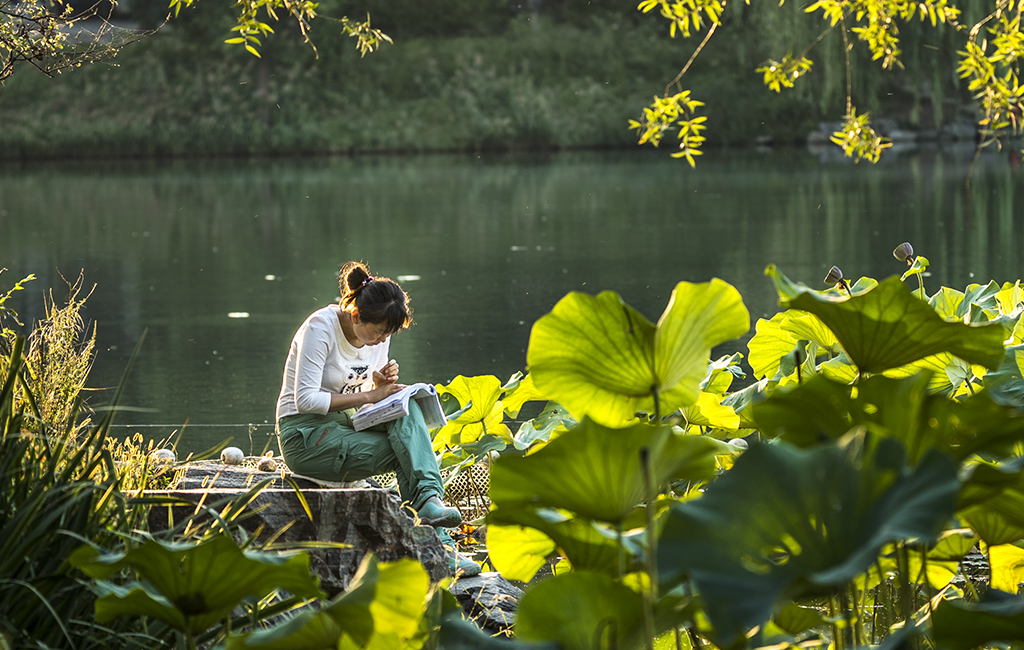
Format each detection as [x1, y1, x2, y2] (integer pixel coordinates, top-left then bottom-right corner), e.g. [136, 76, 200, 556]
[528, 280, 748, 426]
[767, 266, 1005, 374]
[490, 418, 728, 524]
[516, 572, 646, 650]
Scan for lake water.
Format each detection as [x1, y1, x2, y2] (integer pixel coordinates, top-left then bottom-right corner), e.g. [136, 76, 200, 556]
[1, 145, 1020, 453]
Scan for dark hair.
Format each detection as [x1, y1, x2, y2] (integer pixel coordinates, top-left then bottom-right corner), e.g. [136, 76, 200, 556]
[338, 261, 412, 334]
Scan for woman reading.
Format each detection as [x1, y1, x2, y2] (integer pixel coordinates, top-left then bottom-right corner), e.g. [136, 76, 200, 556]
[275, 261, 478, 575]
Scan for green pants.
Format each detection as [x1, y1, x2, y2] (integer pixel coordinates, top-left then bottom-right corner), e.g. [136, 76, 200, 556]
[277, 400, 443, 511]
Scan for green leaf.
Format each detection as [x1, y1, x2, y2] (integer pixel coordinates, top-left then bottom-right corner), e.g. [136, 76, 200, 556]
[933, 589, 1024, 650]
[489, 505, 647, 579]
[486, 524, 556, 582]
[490, 418, 729, 524]
[528, 280, 749, 426]
[516, 572, 646, 650]
[72, 535, 323, 634]
[754, 373, 1024, 464]
[512, 402, 574, 451]
[226, 556, 428, 650]
[657, 437, 959, 648]
[434, 375, 511, 449]
[766, 266, 1006, 374]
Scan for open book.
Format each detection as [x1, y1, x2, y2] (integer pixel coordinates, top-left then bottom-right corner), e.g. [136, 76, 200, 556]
[351, 382, 447, 431]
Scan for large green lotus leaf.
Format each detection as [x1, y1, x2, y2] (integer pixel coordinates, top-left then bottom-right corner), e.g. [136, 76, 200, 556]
[781, 312, 840, 353]
[754, 373, 1024, 464]
[654, 279, 750, 405]
[516, 572, 646, 650]
[656, 438, 958, 649]
[960, 476, 1024, 545]
[72, 535, 323, 634]
[528, 281, 748, 427]
[489, 505, 647, 579]
[767, 266, 1006, 374]
[932, 589, 1024, 650]
[489, 418, 729, 524]
[226, 556, 428, 650]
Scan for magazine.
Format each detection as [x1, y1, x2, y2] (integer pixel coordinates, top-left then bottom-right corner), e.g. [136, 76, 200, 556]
[351, 382, 447, 431]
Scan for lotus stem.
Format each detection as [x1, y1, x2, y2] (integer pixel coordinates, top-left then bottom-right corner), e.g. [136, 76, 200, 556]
[652, 387, 661, 423]
[641, 447, 657, 650]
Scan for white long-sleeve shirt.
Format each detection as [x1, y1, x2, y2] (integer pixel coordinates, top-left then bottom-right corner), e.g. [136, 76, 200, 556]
[275, 305, 390, 420]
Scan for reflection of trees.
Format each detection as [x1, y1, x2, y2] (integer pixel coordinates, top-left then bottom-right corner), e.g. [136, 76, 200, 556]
[1, 149, 1021, 437]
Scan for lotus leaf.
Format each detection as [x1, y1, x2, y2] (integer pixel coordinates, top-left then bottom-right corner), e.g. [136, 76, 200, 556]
[489, 505, 649, 579]
[678, 392, 739, 431]
[512, 402, 574, 451]
[932, 589, 1024, 650]
[433, 375, 511, 450]
[527, 280, 748, 426]
[988, 543, 1024, 593]
[515, 572, 646, 650]
[753, 374, 1024, 464]
[71, 535, 323, 634]
[226, 556, 429, 650]
[766, 266, 1005, 374]
[489, 418, 729, 524]
[982, 344, 1024, 405]
[656, 438, 958, 648]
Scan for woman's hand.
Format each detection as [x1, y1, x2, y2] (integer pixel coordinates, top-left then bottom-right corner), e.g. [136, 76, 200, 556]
[373, 360, 399, 388]
[365, 382, 404, 404]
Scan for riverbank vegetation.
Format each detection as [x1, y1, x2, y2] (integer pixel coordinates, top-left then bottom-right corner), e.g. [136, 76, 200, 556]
[8, 242, 1024, 649]
[0, 0, 992, 160]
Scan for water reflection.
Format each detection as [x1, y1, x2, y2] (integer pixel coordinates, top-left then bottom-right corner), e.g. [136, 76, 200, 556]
[0, 146, 1019, 451]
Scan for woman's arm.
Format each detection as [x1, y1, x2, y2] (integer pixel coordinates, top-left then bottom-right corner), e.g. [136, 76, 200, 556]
[327, 383, 403, 411]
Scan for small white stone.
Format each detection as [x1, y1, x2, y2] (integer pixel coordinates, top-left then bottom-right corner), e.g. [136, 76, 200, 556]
[728, 438, 749, 450]
[151, 448, 176, 464]
[221, 446, 245, 465]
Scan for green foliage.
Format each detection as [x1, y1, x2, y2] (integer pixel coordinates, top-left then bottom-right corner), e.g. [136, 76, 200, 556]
[72, 535, 323, 636]
[628, 91, 708, 166]
[0, 328, 147, 647]
[829, 108, 893, 163]
[527, 279, 748, 426]
[657, 436, 959, 648]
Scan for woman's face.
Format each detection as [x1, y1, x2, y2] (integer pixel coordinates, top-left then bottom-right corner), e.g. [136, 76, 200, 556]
[351, 313, 391, 347]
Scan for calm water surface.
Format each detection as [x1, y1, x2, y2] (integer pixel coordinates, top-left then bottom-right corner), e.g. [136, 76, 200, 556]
[1, 146, 1020, 452]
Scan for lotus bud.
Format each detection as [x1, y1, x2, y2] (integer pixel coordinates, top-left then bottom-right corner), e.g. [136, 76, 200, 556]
[221, 446, 245, 465]
[824, 266, 844, 285]
[893, 241, 915, 263]
[151, 448, 176, 464]
[728, 438, 748, 450]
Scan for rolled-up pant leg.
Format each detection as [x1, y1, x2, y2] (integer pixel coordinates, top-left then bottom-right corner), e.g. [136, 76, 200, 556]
[277, 401, 443, 510]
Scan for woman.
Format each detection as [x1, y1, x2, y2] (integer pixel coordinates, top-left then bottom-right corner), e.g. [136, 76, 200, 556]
[276, 262, 479, 575]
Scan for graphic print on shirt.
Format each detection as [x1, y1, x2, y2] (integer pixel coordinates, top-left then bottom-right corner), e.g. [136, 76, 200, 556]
[341, 364, 371, 394]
